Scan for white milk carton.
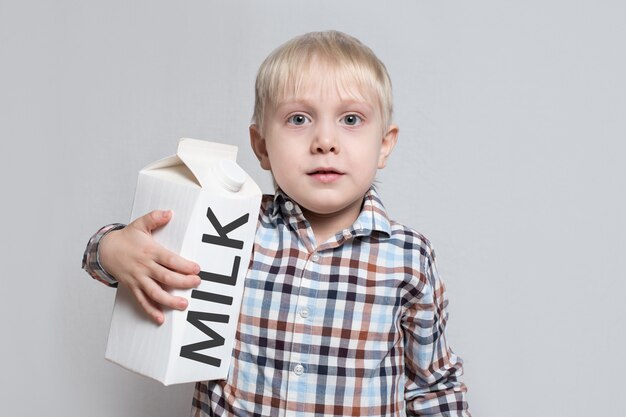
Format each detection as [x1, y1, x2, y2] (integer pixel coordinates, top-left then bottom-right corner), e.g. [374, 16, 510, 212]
[105, 138, 262, 385]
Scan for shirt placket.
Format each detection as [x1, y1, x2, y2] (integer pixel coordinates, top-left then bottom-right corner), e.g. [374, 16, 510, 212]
[284, 248, 321, 416]
[281, 202, 321, 416]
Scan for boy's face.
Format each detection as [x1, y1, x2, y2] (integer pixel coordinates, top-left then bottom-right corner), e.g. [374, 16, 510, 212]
[250, 70, 398, 224]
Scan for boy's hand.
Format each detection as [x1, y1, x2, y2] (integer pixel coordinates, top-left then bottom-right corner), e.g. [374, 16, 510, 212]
[99, 210, 201, 325]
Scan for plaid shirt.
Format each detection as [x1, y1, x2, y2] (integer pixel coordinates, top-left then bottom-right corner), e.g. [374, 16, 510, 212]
[83, 187, 469, 416]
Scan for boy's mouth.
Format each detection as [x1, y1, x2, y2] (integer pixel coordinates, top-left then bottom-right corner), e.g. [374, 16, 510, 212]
[308, 169, 342, 175]
[307, 168, 344, 183]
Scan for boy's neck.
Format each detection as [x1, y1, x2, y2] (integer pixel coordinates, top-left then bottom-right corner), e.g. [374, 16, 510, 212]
[299, 198, 363, 246]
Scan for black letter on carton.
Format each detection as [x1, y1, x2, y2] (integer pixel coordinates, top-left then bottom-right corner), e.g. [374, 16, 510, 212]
[180, 311, 230, 367]
[199, 256, 241, 286]
[202, 208, 249, 249]
[191, 289, 233, 306]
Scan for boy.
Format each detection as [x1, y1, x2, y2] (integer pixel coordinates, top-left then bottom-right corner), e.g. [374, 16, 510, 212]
[83, 31, 470, 416]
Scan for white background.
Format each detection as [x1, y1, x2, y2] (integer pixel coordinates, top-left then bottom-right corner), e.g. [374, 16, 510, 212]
[1, 1, 624, 416]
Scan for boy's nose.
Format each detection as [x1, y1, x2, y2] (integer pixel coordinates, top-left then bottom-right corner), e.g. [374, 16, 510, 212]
[311, 124, 339, 154]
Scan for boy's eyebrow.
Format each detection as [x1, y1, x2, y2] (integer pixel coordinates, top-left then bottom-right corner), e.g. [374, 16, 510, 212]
[274, 97, 374, 111]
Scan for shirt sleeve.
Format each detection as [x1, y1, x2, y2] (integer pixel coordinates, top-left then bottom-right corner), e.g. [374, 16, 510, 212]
[402, 247, 470, 416]
[81, 223, 126, 287]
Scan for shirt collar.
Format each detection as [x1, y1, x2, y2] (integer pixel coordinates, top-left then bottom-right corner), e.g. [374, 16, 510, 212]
[270, 186, 392, 239]
[356, 186, 392, 238]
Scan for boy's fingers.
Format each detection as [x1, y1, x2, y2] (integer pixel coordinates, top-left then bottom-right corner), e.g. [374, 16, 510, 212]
[133, 210, 172, 233]
[150, 262, 201, 289]
[131, 286, 165, 324]
[154, 249, 201, 276]
[155, 270, 201, 290]
[140, 276, 189, 311]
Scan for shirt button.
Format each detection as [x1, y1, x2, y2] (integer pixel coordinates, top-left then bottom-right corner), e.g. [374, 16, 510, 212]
[300, 307, 310, 318]
[342, 229, 352, 238]
[294, 364, 305, 375]
[284, 201, 294, 211]
[311, 253, 320, 262]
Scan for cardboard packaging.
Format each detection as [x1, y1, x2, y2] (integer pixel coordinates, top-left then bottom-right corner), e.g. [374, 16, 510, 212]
[105, 138, 262, 385]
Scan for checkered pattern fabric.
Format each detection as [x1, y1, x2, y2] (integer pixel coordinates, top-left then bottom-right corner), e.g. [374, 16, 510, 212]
[83, 187, 469, 416]
[82, 223, 125, 286]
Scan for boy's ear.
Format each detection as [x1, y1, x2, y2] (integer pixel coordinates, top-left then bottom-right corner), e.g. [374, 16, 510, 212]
[377, 124, 399, 169]
[249, 124, 272, 171]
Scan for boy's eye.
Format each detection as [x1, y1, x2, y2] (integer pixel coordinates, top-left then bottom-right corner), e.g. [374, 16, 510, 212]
[342, 114, 362, 126]
[287, 114, 310, 126]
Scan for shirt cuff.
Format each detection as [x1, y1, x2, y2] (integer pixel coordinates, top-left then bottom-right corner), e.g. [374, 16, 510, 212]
[81, 223, 126, 287]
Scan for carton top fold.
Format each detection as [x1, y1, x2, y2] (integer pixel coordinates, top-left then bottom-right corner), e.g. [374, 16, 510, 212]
[177, 139, 238, 188]
[142, 138, 239, 188]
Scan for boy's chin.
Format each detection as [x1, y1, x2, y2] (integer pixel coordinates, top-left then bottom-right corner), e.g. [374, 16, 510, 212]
[297, 197, 363, 218]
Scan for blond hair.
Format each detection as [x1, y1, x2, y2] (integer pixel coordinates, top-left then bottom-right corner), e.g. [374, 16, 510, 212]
[252, 31, 393, 134]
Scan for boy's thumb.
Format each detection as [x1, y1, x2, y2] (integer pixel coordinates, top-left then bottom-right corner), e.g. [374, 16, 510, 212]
[137, 210, 172, 232]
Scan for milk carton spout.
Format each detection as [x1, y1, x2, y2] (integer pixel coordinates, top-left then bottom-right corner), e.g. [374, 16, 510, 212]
[216, 160, 246, 192]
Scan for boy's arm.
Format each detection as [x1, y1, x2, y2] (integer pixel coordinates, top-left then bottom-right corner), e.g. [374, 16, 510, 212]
[81, 210, 202, 324]
[402, 248, 470, 416]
